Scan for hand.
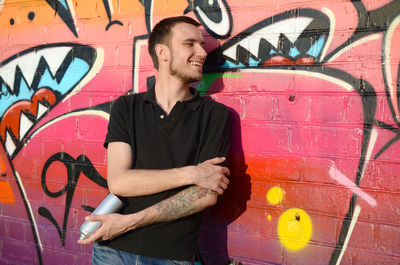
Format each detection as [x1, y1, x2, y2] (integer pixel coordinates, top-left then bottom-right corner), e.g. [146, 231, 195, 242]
[77, 213, 135, 244]
[189, 157, 230, 195]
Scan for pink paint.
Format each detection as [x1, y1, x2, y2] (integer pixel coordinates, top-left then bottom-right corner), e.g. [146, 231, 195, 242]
[329, 166, 377, 207]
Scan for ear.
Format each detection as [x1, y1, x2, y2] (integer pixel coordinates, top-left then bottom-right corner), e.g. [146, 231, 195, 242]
[155, 43, 170, 63]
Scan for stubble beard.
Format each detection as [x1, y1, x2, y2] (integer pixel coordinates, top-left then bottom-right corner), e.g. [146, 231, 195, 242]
[169, 55, 202, 84]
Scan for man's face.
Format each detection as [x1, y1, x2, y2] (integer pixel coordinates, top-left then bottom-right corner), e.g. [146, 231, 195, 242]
[167, 22, 207, 84]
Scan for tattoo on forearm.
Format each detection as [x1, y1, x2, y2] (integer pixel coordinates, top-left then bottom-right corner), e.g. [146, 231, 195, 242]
[154, 186, 215, 222]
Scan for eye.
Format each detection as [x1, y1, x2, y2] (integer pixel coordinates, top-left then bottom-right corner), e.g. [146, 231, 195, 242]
[28, 12, 35, 21]
[191, 0, 232, 39]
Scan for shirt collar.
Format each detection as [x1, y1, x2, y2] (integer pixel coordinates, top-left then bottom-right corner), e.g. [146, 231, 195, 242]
[144, 85, 201, 111]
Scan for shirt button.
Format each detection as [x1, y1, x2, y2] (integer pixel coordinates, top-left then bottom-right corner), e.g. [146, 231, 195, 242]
[160, 114, 165, 119]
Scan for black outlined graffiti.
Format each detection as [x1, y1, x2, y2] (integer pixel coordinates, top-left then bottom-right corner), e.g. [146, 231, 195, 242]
[45, 0, 78, 37]
[184, 0, 232, 39]
[39, 152, 107, 246]
[102, 0, 124, 31]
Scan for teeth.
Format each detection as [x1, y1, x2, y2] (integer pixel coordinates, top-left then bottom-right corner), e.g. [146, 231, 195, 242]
[190, 62, 202, 66]
[223, 17, 313, 62]
[36, 102, 49, 119]
[5, 130, 16, 156]
[0, 47, 72, 91]
[41, 47, 72, 76]
[19, 112, 33, 141]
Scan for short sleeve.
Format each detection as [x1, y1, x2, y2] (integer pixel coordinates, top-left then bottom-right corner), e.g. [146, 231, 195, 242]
[197, 105, 232, 164]
[104, 96, 131, 148]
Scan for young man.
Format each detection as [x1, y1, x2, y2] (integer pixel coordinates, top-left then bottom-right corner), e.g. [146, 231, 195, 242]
[78, 16, 232, 265]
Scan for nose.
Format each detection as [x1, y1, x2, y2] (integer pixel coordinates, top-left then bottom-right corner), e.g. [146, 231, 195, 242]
[196, 44, 207, 59]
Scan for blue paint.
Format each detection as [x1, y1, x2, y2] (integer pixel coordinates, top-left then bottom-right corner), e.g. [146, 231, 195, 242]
[37, 58, 89, 94]
[0, 79, 34, 117]
[0, 58, 89, 117]
[248, 57, 261, 67]
[57, 0, 68, 10]
[306, 35, 325, 58]
[270, 50, 277, 55]
[289, 46, 301, 58]
[221, 60, 246, 69]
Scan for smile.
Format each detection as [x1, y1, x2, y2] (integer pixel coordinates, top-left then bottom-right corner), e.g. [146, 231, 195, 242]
[190, 61, 203, 67]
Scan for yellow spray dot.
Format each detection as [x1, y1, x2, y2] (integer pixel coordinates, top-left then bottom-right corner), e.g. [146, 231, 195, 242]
[277, 208, 312, 251]
[267, 215, 272, 221]
[267, 186, 283, 205]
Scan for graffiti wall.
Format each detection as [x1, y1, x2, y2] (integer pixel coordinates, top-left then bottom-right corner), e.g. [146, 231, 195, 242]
[0, 0, 399, 264]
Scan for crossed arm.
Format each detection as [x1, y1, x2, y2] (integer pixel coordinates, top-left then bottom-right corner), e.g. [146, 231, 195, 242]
[77, 141, 229, 244]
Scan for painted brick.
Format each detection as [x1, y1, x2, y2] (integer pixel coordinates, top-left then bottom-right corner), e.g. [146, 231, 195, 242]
[1, 203, 29, 220]
[361, 192, 400, 224]
[235, 206, 269, 237]
[9, 25, 46, 46]
[212, 94, 243, 121]
[24, 222, 36, 244]
[283, 243, 335, 265]
[240, 123, 290, 154]
[361, 160, 400, 191]
[266, 155, 301, 181]
[7, 220, 24, 241]
[41, 248, 76, 265]
[347, 221, 374, 250]
[278, 182, 352, 216]
[227, 231, 283, 264]
[2, 239, 38, 264]
[242, 93, 276, 121]
[308, 214, 338, 246]
[82, 142, 107, 166]
[301, 156, 337, 184]
[0, 218, 6, 237]
[308, 95, 345, 124]
[20, 180, 45, 202]
[375, 224, 400, 256]
[346, 248, 400, 265]
[83, 187, 108, 209]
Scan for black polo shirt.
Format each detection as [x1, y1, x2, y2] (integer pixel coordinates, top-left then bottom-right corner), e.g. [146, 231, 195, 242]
[102, 86, 231, 260]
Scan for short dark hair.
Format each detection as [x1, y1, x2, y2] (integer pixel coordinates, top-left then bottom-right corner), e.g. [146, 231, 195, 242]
[148, 16, 200, 69]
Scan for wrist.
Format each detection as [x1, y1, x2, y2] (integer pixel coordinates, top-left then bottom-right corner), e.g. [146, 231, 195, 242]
[175, 166, 196, 186]
[126, 211, 145, 231]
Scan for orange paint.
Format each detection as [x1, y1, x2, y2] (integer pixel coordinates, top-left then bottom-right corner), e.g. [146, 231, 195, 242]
[0, 180, 15, 203]
[0, 156, 15, 203]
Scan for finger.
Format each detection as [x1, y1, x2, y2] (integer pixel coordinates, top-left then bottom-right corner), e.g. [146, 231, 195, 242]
[77, 220, 107, 244]
[85, 214, 104, 222]
[221, 167, 230, 176]
[87, 226, 106, 244]
[220, 182, 228, 190]
[216, 187, 224, 195]
[222, 175, 230, 185]
[77, 231, 102, 244]
[203, 157, 225, 165]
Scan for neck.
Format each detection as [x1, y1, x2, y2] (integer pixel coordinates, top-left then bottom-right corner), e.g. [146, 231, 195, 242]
[154, 75, 192, 115]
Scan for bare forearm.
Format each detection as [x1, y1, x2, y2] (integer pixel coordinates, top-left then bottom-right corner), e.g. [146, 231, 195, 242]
[136, 185, 217, 228]
[77, 186, 218, 244]
[108, 167, 190, 197]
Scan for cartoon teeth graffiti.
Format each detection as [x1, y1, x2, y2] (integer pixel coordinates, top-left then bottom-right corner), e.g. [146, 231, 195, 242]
[0, 44, 98, 158]
[217, 9, 330, 68]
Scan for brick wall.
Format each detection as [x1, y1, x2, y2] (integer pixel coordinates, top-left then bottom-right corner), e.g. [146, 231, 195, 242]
[0, 0, 400, 264]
